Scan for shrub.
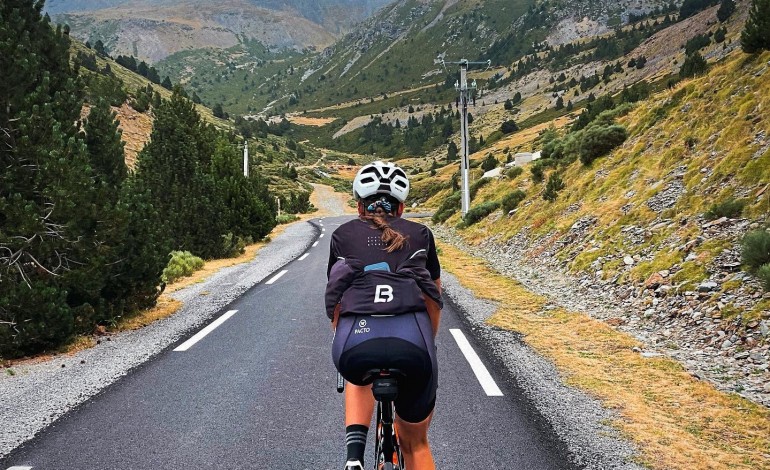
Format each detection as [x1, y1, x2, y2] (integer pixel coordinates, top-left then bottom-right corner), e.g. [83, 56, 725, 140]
[470, 177, 491, 199]
[578, 124, 628, 165]
[277, 214, 300, 224]
[502, 190, 526, 212]
[757, 263, 770, 290]
[680, 52, 708, 78]
[741, 230, 770, 271]
[432, 192, 461, 223]
[506, 166, 523, 179]
[481, 154, 498, 172]
[543, 174, 565, 201]
[162, 251, 205, 283]
[704, 198, 746, 220]
[500, 120, 518, 134]
[462, 201, 500, 226]
[531, 162, 545, 183]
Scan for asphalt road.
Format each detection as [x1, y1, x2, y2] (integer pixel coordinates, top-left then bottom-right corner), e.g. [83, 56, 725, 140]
[1, 216, 575, 470]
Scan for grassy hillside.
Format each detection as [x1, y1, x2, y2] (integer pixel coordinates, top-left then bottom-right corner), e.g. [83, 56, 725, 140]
[71, 40, 315, 203]
[425, 48, 770, 314]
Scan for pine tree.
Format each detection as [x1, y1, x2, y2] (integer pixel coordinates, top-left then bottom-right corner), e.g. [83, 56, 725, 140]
[83, 99, 127, 188]
[447, 141, 458, 162]
[741, 0, 770, 53]
[135, 91, 223, 258]
[680, 51, 708, 78]
[717, 0, 736, 22]
[0, 1, 100, 355]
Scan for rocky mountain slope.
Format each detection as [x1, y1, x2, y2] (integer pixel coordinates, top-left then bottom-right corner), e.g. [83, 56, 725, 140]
[46, 0, 392, 62]
[420, 38, 770, 405]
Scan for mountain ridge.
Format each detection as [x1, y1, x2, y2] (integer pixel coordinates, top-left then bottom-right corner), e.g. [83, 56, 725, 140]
[46, 0, 393, 62]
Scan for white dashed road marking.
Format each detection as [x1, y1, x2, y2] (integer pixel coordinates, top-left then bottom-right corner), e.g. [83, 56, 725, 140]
[8, 466, 34, 470]
[265, 270, 288, 285]
[449, 329, 504, 397]
[312, 241, 319, 247]
[320, 234, 324, 238]
[173, 309, 238, 351]
[298, 253, 310, 261]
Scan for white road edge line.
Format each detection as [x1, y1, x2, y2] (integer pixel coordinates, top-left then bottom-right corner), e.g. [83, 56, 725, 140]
[449, 329, 504, 397]
[265, 270, 288, 285]
[298, 253, 310, 261]
[173, 309, 237, 351]
[313, 241, 319, 247]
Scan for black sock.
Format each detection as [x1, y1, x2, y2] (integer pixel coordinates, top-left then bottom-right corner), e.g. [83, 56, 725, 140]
[345, 424, 368, 464]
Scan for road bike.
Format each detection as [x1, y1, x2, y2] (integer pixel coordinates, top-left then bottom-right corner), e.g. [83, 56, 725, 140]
[337, 370, 405, 470]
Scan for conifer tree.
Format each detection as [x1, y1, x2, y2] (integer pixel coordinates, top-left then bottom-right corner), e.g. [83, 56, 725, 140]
[0, 1, 98, 355]
[741, 0, 770, 53]
[83, 99, 127, 188]
[135, 91, 225, 258]
[717, 0, 736, 22]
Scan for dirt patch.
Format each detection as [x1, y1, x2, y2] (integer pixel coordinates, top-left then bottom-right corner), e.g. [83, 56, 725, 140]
[287, 115, 336, 126]
[113, 103, 153, 169]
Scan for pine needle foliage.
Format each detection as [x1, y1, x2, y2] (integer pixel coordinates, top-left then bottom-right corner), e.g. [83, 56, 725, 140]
[0, 1, 168, 357]
[741, 0, 770, 53]
[134, 89, 275, 260]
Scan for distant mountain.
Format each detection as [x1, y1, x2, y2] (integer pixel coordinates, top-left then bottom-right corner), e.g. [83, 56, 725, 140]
[45, 0, 393, 62]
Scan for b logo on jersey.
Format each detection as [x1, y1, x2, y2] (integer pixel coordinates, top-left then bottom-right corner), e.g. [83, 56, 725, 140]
[374, 285, 394, 303]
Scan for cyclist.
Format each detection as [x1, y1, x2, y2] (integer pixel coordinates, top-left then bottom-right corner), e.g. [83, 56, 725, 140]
[326, 161, 443, 470]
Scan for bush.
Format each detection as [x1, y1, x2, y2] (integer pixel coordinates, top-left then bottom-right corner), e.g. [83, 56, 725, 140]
[462, 201, 500, 226]
[543, 174, 565, 201]
[162, 251, 205, 283]
[276, 214, 300, 224]
[704, 198, 746, 220]
[506, 166, 523, 179]
[680, 52, 708, 78]
[432, 192, 461, 223]
[758, 263, 770, 290]
[531, 162, 545, 183]
[741, 230, 770, 271]
[500, 120, 518, 134]
[470, 177, 491, 199]
[578, 124, 628, 165]
[502, 190, 526, 212]
[481, 154, 498, 172]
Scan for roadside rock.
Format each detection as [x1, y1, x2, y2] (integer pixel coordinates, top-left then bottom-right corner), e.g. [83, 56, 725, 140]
[431, 223, 770, 408]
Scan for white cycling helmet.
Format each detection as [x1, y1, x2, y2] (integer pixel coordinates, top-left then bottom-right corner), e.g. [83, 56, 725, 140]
[352, 161, 410, 202]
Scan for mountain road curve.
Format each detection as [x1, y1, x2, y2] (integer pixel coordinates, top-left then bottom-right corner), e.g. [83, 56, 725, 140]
[1, 216, 577, 469]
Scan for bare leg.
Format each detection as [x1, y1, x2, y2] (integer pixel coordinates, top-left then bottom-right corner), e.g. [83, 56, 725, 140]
[345, 382, 375, 426]
[395, 412, 435, 470]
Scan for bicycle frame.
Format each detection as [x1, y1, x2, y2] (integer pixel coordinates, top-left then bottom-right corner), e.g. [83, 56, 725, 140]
[337, 371, 405, 470]
[374, 397, 403, 470]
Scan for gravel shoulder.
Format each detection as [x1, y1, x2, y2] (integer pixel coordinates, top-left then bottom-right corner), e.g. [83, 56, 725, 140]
[441, 271, 644, 470]
[431, 224, 770, 408]
[0, 221, 317, 459]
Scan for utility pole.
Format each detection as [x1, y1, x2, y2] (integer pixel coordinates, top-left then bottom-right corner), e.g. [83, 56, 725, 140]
[448, 59, 487, 216]
[243, 142, 249, 177]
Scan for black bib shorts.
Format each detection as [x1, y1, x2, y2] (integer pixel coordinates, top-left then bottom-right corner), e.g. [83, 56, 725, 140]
[332, 312, 438, 423]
